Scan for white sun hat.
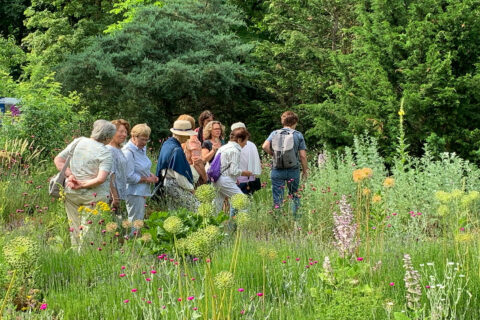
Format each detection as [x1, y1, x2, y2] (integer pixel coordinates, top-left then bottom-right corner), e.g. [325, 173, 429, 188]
[230, 122, 246, 131]
[170, 120, 197, 136]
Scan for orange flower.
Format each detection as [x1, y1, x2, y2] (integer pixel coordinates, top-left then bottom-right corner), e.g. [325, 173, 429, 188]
[353, 167, 373, 183]
[383, 177, 395, 188]
[372, 194, 382, 203]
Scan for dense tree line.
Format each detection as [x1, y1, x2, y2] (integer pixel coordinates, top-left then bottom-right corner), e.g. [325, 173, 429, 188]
[1, 0, 480, 162]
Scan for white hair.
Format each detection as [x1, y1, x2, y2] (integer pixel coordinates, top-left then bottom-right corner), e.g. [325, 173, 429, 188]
[91, 120, 116, 143]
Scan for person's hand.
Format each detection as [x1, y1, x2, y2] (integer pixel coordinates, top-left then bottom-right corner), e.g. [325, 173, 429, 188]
[192, 157, 203, 165]
[112, 198, 120, 208]
[302, 171, 309, 180]
[242, 170, 252, 177]
[213, 141, 221, 151]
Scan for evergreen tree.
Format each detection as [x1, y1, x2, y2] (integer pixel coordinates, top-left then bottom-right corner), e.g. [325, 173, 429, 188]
[57, 0, 256, 138]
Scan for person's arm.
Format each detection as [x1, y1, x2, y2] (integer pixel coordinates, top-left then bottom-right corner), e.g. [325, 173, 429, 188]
[262, 140, 273, 156]
[110, 173, 120, 207]
[54, 156, 73, 177]
[124, 150, 155, 184]
[69, 170, 110, 189]
[201, 142, 217, 163]
[299, 150, 308, 178]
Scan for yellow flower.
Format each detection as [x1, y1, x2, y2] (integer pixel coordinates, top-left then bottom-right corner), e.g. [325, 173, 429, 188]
[362, 188, 371, 196]
[437, 205, 449, 216]
[398, 110, 405, 116]
[383, 177, 395, 188]
[372, 194, 382, 203]
[353, 167, 373, 183]
[77, 206, 85, 213]
[84, 207, 92, 213]
[91, 209, 99, 215]
[455, 233, 474, 243]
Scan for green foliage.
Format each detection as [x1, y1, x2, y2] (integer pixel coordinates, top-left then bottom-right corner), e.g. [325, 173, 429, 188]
[144, 208, 228, 254]
[312, 257, 384, 319]
[0, 0, 29, 41]
[0, 72, 90, 154]
[105, 0, 162, 33]
[57, 0, 256, 138]
[22, 0, 116, 74]
[0, 36, 26, 76]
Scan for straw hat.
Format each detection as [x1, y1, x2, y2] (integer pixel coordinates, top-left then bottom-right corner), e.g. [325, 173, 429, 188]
[231, 122, 246, 131]
[170, 120, 197, 136]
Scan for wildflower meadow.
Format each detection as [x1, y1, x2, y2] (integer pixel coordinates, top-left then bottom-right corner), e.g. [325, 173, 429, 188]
[1, 130, 480, 320]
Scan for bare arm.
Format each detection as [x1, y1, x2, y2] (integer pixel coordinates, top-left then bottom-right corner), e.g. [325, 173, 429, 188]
[299, 150, 308, 179]
[262, 140, 273, 156]
[54, 156, 73, 177]
[69, 170, 109, 190]
[110, 173, 120, 206]
[202, 147, 216, 163]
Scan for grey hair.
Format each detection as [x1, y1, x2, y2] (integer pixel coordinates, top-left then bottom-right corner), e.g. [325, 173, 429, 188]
[91, 119, 116, 143]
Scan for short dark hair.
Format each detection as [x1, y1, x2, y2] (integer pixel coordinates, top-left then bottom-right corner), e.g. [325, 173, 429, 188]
[281, 111, 299, 127]
[198, 110, 214, 127]
[230, 127, 249, 142]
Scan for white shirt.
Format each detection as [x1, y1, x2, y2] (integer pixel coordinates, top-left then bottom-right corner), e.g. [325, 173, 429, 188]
[237, 141, 261, 183]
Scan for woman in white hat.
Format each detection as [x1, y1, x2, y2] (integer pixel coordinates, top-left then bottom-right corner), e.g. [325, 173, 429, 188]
[155, 120, 200, 211]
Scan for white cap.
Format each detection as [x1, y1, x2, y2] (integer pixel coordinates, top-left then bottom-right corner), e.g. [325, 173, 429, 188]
[231, 122, 246, 131]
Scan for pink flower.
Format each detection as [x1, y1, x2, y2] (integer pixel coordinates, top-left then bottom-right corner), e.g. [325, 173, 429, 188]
[146, 278, 151, 282]
[97, 247, 102, 251]
[295, 258, 300, 261]
[119, 273, 126, 277]
[40, 303, 47, 310]
[389, 282, 395, 286]
[187, 296, 194, 301]
[147, 301, 152, 304]
[274, 204, 280, 209]
[240, 310, 245, 315]
[425, 285, 431, 289]
[69, 227, 74, 232]
[193, 307, 198, 311]
[257, 293, 263, 297]
[178, 298, 182, 302]
[131, 289, 137, 292]
[121, 266, 126, 270]
[123, 299, 129, 303]
[151, 270, 157, 274]
[282, 260, 286, 264]
[162, 305, 166, 309]
[206, 259, 211, 263]
[357, 257, 364, 261]
[238, 288, 244, 292]
[93, 192, 97, 197]
[460, 227, 465, 232]
[193, 258, 199, 262]
[142, 271, 146, 274]
[191, 278, 195, 281]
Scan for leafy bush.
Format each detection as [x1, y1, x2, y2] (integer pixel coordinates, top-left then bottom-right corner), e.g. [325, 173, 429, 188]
[144, 208, 228, 254]
[0, 72, 91, 155]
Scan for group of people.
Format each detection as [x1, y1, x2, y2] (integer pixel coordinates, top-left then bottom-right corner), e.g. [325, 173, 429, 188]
[53, 110, 308, 249]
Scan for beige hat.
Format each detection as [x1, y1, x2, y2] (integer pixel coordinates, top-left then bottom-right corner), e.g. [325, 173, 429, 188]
[231, 122, 246, 131]
[170, 120, 197, 136]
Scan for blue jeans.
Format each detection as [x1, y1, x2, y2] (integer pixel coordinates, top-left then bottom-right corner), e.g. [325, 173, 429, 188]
[271, 168, 300, 218]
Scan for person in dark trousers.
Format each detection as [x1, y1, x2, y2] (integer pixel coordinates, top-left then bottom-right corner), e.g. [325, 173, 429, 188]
[262, 111, 308, 218]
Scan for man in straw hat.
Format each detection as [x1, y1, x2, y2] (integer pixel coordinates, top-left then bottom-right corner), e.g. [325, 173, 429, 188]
[155, 119, 200, 211]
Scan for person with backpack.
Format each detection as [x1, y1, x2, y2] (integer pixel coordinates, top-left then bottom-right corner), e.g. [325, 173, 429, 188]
[262, 111, 308, 218]
[211, 127, 252, 213]
[155, 120, 200, 211]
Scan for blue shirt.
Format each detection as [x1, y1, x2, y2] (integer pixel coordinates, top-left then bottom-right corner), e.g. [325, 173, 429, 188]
[122, 140, 152, 197]
[267, 127, 306, 169]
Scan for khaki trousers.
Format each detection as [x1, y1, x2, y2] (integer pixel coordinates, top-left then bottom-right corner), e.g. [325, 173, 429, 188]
[64, 193, 108, 250]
